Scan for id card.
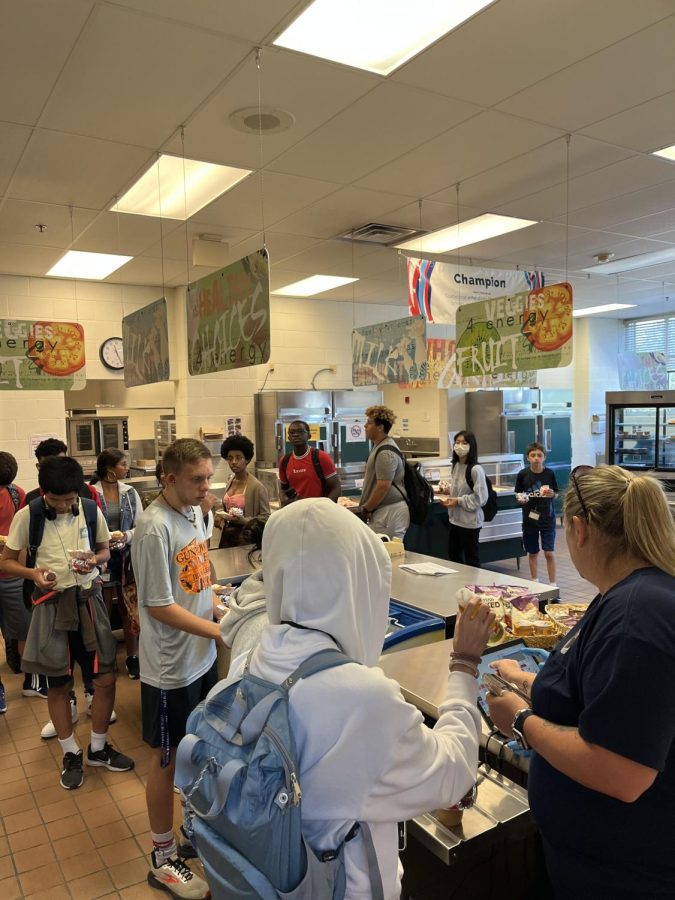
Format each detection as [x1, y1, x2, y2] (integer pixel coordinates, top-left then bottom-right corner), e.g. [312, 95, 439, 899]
[528, 510, 540, 521]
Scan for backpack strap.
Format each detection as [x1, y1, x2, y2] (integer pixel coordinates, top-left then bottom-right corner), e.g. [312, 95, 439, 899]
[26, 497, 48, 570]
[465, 465, 478, 491]
[358, 823, 386, 900]
[6, 484, 21, 512]
[310, 448, 328, 494]
[279, 452, 291, 483]
[373, 444, 407, 506]
[80, 497, 99, 551]
[283, 648, 351, 689]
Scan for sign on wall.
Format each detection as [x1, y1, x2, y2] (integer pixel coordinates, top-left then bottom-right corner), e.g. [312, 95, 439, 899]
[455, 283, 573, 379]
[617, 351, 668, 390]
[352, 315, 427, 386]
[407, 258, 544, 324]
[0, 320, 85, 391]
[187, 249, 270, 376]
[122, 297, 170, 387]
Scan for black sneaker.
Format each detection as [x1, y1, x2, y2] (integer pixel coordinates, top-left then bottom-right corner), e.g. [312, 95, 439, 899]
[22, 673, 48, 699]
[177, 824, 198, 860]
[60, 750, 84, 790]
[86, 742, 134, 772]
[126, 655, 140, 680]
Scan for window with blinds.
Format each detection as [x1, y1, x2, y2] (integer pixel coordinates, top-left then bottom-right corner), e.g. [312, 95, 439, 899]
[623, 317, 675, 364]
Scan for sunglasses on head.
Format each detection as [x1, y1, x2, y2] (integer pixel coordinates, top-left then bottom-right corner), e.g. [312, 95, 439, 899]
[570, 465, 594, 519]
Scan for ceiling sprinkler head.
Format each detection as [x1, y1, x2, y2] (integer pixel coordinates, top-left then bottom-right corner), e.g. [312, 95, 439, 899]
[35, 223, 47, 233]
[593, 251, 615, 264]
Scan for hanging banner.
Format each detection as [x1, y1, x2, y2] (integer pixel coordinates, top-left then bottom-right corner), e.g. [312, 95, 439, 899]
[407, 258, 544, 324]
[187, 248, 270, 376]
[397, 337, 536, 389]
[123, 297, 170, 387]
[455, 283, 573, 378]
[352, 315, 427, 386]
[0, 320, 86, 390]
[617, 352, 668, 391]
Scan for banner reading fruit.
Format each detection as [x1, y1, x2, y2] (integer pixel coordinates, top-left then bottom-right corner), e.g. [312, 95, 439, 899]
[0, 319, 86, 390]
[454, 283, 573, 378]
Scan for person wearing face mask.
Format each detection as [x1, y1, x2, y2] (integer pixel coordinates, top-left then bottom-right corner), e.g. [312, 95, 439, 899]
[439, 430, 488, 568]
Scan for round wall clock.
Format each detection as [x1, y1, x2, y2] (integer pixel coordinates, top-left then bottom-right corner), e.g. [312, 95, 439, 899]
[99, 337, 125, 371]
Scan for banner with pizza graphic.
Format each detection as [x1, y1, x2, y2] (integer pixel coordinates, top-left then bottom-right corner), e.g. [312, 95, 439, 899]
[0, 319, 86, 390]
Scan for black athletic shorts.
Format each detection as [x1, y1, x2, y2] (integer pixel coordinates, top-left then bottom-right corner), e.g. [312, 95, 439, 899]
[141, 661, 218, 749]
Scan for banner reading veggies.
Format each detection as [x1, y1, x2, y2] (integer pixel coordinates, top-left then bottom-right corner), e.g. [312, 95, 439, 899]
[455, 283, 573, 378]
[187, 249, 270, 376]
[0, 319, 86, 390]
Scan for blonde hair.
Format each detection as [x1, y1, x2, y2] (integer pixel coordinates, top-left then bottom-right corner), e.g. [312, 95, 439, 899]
[564, 465, 675, 576]
[162, 438, 211, 476]
[365, 405, 396, 432]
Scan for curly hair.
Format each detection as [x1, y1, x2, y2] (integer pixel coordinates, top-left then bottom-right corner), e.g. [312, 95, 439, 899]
[220, 435, 255, 462]
[365, 405, 396, 434]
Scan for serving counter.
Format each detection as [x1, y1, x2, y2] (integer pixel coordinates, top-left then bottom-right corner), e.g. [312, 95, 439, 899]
[390, 551, 558, 637]
[209, 545, 257, 586]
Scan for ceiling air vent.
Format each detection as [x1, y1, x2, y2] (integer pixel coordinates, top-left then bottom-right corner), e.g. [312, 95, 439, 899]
[336, 223, 424, 246]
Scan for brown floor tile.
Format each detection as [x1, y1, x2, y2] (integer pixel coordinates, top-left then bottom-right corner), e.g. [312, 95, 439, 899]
[25, 885, 72, 900]
[90, 818, 133, 848]
[13, 734, 47, 753]
[19, 746, 54, 764]
[18, 860, 65, 895]
[75, 785, 113, 812]
[13, 842, 56, 873]
[40, 795, 79, 823]
[3, 808, 42, 834]
[23, 757, 60, 778]
[0, 856, 15, 880]
[7, 824, 48, 854]
[23, 770, 61, 792]
[45, 813, 86, 841]
[82, 801, 123, 830]
[7, 725, 42, 745]
[119, 884, 161, 900]
[109, 855, 151, 890]
[1, 792, 36, 816]
[33, 784, 68, 807]
[107, 777, 146, 802]
[0, 765, 23, 786]
[52, 829, 95, 860]
[0, 836, 9, 857]
[98, 836, 143, 868]
[0, 875, 21, 900]
[59, 848, 104, 881]
[67, 869, 115, 899]
[0, 778, 30, 801]
[125, 811, 150, 837]
[116, 793, 147, 817]
[0, 742, 18, 759]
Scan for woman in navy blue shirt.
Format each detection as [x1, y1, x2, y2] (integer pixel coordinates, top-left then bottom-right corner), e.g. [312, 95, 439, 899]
[487, 465, 675, 899]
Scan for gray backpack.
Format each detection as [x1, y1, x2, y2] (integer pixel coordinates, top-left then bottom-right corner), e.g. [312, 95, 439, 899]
[175, 648, 385, 900]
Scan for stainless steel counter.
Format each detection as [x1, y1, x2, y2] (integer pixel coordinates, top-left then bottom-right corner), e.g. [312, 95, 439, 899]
[390, 551, 558, 633]
[209, 545, 257, 586]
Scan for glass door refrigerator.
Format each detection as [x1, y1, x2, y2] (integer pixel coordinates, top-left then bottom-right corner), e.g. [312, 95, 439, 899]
[331, 390, 383, 495]
[465, 388, 540, 456]
[539, 389, 572, 515]
[606, 390, 675, 471]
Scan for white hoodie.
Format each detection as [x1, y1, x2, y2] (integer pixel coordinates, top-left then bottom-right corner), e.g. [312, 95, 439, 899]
[234, 498, 480, 900]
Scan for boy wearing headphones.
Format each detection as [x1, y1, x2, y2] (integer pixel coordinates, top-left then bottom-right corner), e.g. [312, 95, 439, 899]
[0, 456, 134, 789]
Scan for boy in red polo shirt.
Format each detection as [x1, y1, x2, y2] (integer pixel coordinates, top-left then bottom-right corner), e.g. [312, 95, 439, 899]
[279, 420, 341, 503]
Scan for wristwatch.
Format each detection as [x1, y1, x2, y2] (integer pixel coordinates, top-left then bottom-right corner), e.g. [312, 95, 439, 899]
[511, 708, 535, 750]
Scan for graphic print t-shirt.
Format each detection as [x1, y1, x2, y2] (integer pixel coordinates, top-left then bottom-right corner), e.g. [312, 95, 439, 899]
[132, 500, 216, 689]
[514, 466, 559, 527]
[280, 450, 336, 499]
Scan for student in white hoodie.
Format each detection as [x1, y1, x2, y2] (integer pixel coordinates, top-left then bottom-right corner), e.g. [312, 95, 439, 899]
[232, 498, 493, 900]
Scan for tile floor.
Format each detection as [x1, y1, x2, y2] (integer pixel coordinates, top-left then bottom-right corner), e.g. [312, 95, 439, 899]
[0, 530, 596, 898]
[0, 649, 205, 900]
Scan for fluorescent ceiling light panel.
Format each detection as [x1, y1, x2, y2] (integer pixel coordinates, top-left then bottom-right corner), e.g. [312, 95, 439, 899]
[395, 213, 537, 254]
[115, 155, 251, 220]
[572, 304, 635, 318]
[581, 247, 675, 275]
[47, 250, 132, 280]
[272, 275, 358, 297]
[274, 0, 496, 76]
[653, 144, 675, 162]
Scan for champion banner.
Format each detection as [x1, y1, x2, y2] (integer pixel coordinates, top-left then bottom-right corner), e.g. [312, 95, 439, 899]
[407, 258, 544, 324]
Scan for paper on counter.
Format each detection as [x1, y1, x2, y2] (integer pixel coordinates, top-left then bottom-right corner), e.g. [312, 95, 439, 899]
[399, 562, 458, 576]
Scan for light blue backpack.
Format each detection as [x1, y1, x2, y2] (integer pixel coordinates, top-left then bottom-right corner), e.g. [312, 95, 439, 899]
[175, 648, 385, 900]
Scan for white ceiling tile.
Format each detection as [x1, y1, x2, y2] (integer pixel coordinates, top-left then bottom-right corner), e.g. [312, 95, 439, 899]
[73, 211, 183, 256]
[581, 90, 675, 154]
[0, 201, 97, 249]
[564, 181, 675, 230]
[0, 0, 92, 125]
[394, 0, 675, 107]
[105, 0, 299, 41]
[162, 48, 379, 171]
[106, 256, 181, 287]
[271, 82, 480, 183]
[356, 112, 561, 197]
[0, 242, 63, 276]
[612, 213, 675, 239]
[141, 223, 259, 262]
[40, 4, 249, 147]
[497, 15, 675, 131]
[8, 131, 153, 208]
[0, 124, 34, 195]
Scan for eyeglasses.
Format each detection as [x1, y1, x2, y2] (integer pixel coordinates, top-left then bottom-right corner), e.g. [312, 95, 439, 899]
[570, 465, 594, 519]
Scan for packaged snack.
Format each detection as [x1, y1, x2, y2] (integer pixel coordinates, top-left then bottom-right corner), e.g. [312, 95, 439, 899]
[545, 603, 588, 631]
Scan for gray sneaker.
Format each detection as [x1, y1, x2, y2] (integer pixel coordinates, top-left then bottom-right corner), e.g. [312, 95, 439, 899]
[86, 742, 134, 772]
[60, 750, 84, 790]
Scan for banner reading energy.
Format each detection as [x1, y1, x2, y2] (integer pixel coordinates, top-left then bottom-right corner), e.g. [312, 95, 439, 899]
[455, 283, 573, 379]
[123, 297, 170, 387]
[0, 319, 86, 390]
[352, 315, 427, 386]
[187, 248, 270, 376]
[407, 258, 544, 324]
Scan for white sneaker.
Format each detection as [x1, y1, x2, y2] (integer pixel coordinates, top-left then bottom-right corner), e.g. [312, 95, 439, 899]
[148, 851, 209, 899]
[84, 691, 117, 723]
[41, 698, 78, 740]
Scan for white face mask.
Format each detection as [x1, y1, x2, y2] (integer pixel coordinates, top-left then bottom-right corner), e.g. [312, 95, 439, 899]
[454, 443, 470, 457]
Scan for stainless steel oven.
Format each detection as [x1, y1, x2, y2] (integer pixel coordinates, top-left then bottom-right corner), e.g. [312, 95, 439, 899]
[66, 415, 129, 473]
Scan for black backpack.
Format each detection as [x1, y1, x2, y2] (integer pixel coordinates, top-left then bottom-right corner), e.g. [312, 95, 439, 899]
[466, 466, 499, 522]
[23, 496, 99, 607]
[374, 445, 433, 526]
[280, 449, 328, 497]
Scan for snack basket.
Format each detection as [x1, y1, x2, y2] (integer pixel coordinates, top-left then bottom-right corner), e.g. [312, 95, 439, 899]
[519, 620, 565, 651]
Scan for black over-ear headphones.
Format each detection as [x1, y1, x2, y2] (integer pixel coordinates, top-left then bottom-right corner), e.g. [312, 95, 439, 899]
[43, 497, 80, 520]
